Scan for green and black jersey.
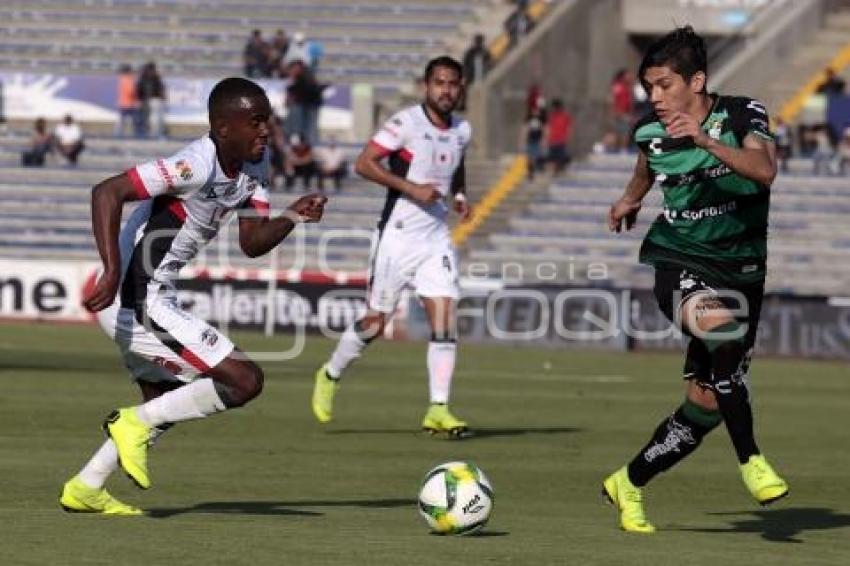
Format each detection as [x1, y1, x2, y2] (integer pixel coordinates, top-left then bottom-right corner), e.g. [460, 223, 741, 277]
[633, 94, 774, 286]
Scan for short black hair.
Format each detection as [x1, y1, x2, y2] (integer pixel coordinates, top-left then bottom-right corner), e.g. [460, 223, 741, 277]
[638, 25, 707, 90]
[208, 77, 268, 121]
[424, 55, 463, 81]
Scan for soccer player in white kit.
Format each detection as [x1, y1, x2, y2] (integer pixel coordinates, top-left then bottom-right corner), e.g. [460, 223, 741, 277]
[59, 78, 326, 515]
[311, 56, 474, 438]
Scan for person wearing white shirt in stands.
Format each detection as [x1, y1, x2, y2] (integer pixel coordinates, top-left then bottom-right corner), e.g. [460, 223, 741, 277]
[54, 114, 85, 165]
[315, 137, 347, 192]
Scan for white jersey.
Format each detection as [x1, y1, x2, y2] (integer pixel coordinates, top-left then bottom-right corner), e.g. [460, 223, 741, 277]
[121, 134, 270, 313]
[370, 104, 471, 238]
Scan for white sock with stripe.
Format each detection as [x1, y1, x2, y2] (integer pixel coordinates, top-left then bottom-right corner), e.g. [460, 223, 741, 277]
[136, 378, 226, 426]
[326, 323, 369, 379]
[427, 340, 457, 404]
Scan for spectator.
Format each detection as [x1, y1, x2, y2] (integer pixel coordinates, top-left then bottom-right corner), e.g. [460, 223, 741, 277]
[526, 81, 545, 119]
[21, 117, 53, 167]
[308, 38, 324, 74]
[505, 0, 533, 46]
[545, 98, 572, 174]
[268, 115, 288, 189]
[610, 69, 634, 152]
[522, 107, 545, 180]
[811, 124, 834, 175]
[838, 127, 850, 175]
[114, 64, 137, 138]
[54, 114, 85, 165]
[286, 61, 323, 145]
[0, 77, 7, 134]
[270, 29, 290, 77]
[284, 133, 317, 190]
[283, 31, 313, 69]
[314, 137, 347, 192]
[816, 67, 846, 96]
[243, 29, 268, 78]
[774, 117, 793, 173]
[137, 62, 166, 138]
[463, 34, 492, 86]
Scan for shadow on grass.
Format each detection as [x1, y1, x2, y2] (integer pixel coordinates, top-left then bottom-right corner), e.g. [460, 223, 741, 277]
[326, 426, 583, 440]
[148, 498, 415, 519]
[674, 507, 850, 543]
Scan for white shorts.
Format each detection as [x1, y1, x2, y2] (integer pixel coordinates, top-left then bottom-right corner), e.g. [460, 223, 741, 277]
[367, 229, 460, 314]
[97, 290, 234, 384]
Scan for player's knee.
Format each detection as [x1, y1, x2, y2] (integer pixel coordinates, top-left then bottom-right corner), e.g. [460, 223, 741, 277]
[356, 314, 385, 343]
[222, 362, 264, 407]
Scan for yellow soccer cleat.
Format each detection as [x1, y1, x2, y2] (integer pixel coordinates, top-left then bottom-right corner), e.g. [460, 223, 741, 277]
[59, 476, 143, 516]
[103, 408, 152, 490]
[421, 404, 472, 439]
[740, 454, 789, 505]
[311, 365, 339, 424]
[602, 466, 656, 534]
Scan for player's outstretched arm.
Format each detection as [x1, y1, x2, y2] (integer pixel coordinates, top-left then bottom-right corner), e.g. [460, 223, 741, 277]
[84, 173, 142, 312]
[665, 111, 777, 186]
[354, 142, 441, 205]
[608, 151, 654, 233]
[238, 193, 327, 258]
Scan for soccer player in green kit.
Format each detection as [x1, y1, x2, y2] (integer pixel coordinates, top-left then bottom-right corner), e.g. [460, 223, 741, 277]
[603, 26, 788, 533]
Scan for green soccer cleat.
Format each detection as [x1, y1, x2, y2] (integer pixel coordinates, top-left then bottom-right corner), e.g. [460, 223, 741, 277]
[602, 466, 656, 534]
[421, 404, 472, 439]
[103, 408, 152, 490]
[311, 365, 339, 424]
[740, 454, 789, 505]
[59, 476, 143, 516]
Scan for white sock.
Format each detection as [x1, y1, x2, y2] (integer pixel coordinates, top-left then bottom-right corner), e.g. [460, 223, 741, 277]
[427, 341, 457, 404]
[327, 323, 369, 379]
[77, 439, 119, 489]
[135, 378, 226, 427]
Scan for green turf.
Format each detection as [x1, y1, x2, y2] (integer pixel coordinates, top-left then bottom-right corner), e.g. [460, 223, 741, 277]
[1, 322, 848, 565]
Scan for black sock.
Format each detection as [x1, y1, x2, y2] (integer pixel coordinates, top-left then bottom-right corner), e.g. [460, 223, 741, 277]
[710, 338, 760, 464]
[627, 401, 720, 487]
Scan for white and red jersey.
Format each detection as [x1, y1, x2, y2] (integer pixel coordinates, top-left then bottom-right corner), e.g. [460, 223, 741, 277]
[119, 135, 270, 313]
[369, 104, 471, 238]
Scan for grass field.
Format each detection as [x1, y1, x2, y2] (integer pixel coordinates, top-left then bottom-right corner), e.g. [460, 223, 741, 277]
[1, 322, 848, 565]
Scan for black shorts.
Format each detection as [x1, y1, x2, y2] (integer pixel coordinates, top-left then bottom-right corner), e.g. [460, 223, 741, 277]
[653, 266, 764, 384]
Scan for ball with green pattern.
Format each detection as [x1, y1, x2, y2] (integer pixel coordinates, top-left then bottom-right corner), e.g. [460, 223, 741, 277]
[418, 461, 493, 535]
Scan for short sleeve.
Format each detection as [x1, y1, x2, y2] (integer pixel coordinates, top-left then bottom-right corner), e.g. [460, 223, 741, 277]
[238, 185, 271, 219]
[730, 97, 774, 144]
[126, 148, 210, 200]
[370, 111, 410, 157]
[237, 151, 272, 219]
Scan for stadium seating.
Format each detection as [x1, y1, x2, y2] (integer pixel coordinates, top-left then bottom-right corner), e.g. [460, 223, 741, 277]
[468, 152, 850, 296]
[0, 0, 497, 90]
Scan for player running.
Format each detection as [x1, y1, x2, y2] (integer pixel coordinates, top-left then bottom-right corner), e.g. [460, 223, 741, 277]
[59, 77, 326, 515]
[603, 26, 788, 533]
[311, 56, 474, 438]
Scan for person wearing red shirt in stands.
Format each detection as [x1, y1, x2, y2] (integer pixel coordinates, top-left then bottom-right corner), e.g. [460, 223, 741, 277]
[546, 98, 572, 174]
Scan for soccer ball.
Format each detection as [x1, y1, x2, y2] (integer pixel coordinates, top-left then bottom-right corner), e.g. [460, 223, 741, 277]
[418, 461, 493, 535]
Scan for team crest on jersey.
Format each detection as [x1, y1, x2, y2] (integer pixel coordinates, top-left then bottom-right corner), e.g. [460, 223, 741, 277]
[708, 118, 723, 140]
[200, 328, 219, 347]
[174, 159, 193, 181]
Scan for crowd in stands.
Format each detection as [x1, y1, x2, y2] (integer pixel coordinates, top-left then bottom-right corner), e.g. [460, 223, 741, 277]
[110, 62, 168, 139]
[21, 115, 85, 167]
[521, 83, 574, 180]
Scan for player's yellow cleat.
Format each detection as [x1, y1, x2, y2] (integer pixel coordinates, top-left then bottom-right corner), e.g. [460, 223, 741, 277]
[59, 476, 143, 516]
[311, 365, 339, 424]
[103, 408, 152, 490]
[421, 404, 472, 439]
[740, 454, 789, 505]
[602, 466, 656, 534]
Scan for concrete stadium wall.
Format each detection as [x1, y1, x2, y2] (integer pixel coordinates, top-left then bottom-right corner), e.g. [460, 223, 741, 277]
[468, 0, 637, 158]
[708, 0, 826, 105]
